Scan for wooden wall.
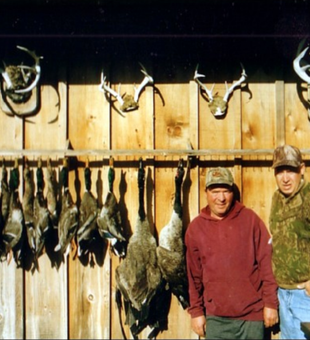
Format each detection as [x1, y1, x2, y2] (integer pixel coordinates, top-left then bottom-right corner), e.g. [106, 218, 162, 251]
[1, 61, 310, 339]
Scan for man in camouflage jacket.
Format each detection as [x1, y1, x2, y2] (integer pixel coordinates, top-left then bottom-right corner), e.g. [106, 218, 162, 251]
[269, 144, 310, 339]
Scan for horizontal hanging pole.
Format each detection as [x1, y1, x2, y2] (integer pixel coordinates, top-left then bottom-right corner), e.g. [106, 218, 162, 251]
[0, 148, 310, 158]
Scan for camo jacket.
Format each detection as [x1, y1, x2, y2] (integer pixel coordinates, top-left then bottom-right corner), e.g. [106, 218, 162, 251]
[269, 179, 310, 287]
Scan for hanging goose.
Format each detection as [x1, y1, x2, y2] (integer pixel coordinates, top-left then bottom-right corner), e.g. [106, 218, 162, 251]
[33, 158, 51, 268]
[45, 157, 58, 228]
[54, 158, 78, 257]
[115, 158, 162, 339]
[0, 158, 25, 266]
[76, 160, 98, 258]
[22, 158, 35, 254]
[156, 159, 189, 310]
[97, 159, 127, 258]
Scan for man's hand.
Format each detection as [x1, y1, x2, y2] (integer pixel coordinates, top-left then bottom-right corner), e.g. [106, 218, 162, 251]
[263, 307, 279, 328]
[191, 315, 206, 337]
[297, 280, 310, 296]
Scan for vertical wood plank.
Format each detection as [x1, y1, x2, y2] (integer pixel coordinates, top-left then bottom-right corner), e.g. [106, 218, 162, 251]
[24, 79, 69, 339]
[275, 80, 285, 146]
[67, 63, 111, 339]
[0, 114, 24, 338]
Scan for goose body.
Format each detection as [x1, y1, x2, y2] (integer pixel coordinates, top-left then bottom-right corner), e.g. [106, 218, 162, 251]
[115, 159, 162, 338]
[156, 160, 189, 309]
[76, 166, 98, 257]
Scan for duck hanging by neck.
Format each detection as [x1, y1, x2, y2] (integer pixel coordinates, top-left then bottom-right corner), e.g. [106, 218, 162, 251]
[156, 159, 189, 309]
[22, 158, 35, 254]
[54, 157, 78, 257]
[32, 157, 51, 271]
[45, 157, 58, 229]
[97, 157, 127, 258]
[76, 159, 98, 259]
[0, 161, 10, 229]
[115, 158, 163, 339]
[0, 158, 25, 266]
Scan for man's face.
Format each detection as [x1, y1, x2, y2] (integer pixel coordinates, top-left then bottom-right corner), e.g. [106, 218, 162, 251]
[274, 164, 305, 197]
[206, 184, 234, 219]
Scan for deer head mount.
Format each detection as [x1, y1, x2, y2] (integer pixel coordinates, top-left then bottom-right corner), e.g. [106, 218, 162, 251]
[293, 44, 310, 119]
[0, 45, 43, 117]
[194, 63, 247, 118]
[99, 64, 153, 116]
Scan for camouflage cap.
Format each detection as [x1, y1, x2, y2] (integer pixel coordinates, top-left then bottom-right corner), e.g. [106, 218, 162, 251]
[206, 167, 234, 188]
[272, 144, 303, 169]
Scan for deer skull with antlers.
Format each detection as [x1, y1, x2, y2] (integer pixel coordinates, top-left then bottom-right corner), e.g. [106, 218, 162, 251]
[0, 45, 43, 117]
[99, 64, 153, 115]
[194, 63, 247, 117]
[293, 45, 310, 118]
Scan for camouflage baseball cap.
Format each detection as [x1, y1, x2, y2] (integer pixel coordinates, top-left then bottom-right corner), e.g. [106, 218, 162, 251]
[206, 167, 234, 188]
[272, 144, 303, 169]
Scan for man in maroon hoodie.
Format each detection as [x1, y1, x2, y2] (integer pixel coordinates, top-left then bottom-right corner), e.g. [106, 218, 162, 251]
[185, 167, 278, 339]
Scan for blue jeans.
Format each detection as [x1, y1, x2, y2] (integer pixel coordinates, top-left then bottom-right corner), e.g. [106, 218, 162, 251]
[278, 287, 310, 339]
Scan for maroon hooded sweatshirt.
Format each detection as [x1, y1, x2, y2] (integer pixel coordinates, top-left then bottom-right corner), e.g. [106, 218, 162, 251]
[185, 201, 278, 320]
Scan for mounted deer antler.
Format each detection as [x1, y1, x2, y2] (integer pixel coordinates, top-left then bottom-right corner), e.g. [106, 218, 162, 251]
[293, 45, 310, 119]
[194, 63, 247, 117]
[1, 45, 43, 103]
[293, 46, 310, 84]
[99, 63, 153, 115]
[0, 45, 43, 117]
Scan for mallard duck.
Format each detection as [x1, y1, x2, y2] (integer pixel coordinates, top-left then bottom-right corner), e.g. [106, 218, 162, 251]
[33, 158, 51, 265]
[76, 161, 98, 257]
[156, 159, 189, 309]
[0, 161, 10, 230]
[115, 158, 162, 338]
[22, 158, 35, 253]
[45, 157, 58, 228]
[0, 159, 25, 266]
[97, 160, 127, 258]
[54, 158, 78, 257]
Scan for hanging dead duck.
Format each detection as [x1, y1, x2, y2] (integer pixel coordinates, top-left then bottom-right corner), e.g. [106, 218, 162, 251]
[45, 157, 58, 228]
[97, 158, 127, 258]
[0, 158, 25, 266]
[156, 159, 189, 310]
[22, 158, 35, 253]
[0, 161, 10, 230]
[32, 158, 52, 269]
[115, 158, 163, 339]
[54, 158, 78, 257]
[76, 160, 98, 258]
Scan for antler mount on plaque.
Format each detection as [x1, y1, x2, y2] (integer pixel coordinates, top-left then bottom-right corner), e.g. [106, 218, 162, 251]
[194, 63, 247, 118]
[99, 63, 153, 115]
[0, 45, 43, 117]
[293, 44, 310, 119]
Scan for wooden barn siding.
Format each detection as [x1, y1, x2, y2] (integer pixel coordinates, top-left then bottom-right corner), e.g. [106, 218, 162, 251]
[1, 76, 310, 339]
